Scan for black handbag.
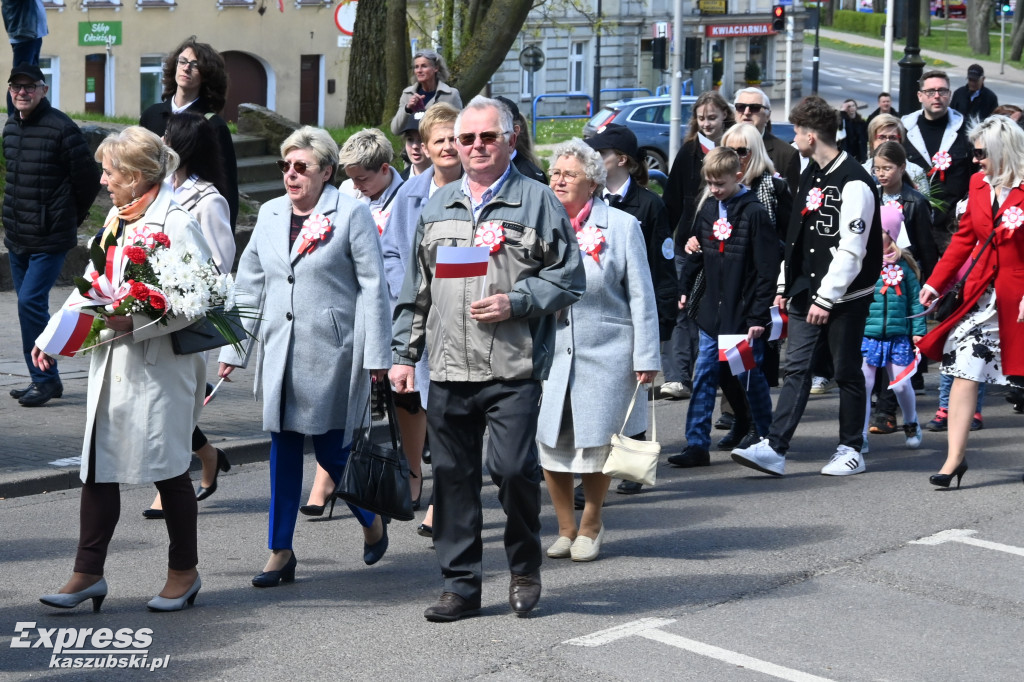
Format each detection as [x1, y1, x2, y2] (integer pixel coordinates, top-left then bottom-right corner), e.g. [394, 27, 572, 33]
[933, 229, 996, 323]
[333, 382, 415, 522]
[171, 307, 245, 355]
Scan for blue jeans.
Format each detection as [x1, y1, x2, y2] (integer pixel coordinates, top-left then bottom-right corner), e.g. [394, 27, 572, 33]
[937, 372, 986, 413]
[9, 250, 66, 383]
[268, 429, 375, 550]
[686, 330, 773, 450]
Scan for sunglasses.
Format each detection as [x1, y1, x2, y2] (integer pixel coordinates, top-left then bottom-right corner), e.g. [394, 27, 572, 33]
[456, 131, 507, 146]
[726, 146, 751, 157]
[735, 103, 767, 114]
[972, 148, 988, 160]
[277, 160, 319, 174]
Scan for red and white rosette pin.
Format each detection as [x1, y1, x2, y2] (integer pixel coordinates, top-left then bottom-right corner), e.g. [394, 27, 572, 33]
[1001, 205, 1024, 234]
[802, 187, 824, 216]
[884, 199, 902, 211]
[474, 221, 505, 254]
[929, 150, 952, 182]
[712, 217, 733, 253]
[879, 263, 904, 296]
[297, 214, 332, 255]
[130, 225, 157, 248]
[576, 225, 605, 262]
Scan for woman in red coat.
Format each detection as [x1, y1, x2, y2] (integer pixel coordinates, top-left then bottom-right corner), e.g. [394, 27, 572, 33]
[919, 115, 1024, 488]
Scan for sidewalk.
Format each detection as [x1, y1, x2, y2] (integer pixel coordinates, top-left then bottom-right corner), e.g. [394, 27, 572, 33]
[0, 286, 271, 498]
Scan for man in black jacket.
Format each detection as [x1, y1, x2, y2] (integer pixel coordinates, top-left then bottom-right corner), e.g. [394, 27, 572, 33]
[734, 87, 800, 192]
[3, 63, 100, 406]
[950, 64, 998, 122]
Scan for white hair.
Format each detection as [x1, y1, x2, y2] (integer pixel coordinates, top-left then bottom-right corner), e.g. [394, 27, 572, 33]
[454, 95, 515, 142]
[550, 137, 607, 187]
[734, 87, 771, 108]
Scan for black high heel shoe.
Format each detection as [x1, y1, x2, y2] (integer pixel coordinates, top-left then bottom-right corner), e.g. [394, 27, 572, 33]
[411, 472, 422, 512]
[930, 461, 969, 488]
[252, 552, 297, 587]
[196, 449, 231, 501]
[299, 493, 338, 518]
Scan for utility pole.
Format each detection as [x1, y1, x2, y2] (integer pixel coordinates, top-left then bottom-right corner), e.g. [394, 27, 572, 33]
[897, 0, 925, 115]
[669, 0, 683, 170]
[785, 14, 794, 116]
[811, 1, 821, 95]
[592, 0, 602, 113]
[883, 0, 895, 93]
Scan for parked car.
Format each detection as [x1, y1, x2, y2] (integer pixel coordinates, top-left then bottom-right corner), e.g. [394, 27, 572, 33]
[582, 95, 697, 173]
[932, 0, 967, 18]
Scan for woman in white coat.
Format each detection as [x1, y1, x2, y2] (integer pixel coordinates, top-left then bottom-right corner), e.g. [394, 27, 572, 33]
[537, 139, 661, 562]
[218, 127, 393, 587]
[36, 127, 211, 612]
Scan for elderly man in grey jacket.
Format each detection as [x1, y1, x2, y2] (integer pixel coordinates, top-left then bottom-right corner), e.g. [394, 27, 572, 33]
[391, 96, 586, 622]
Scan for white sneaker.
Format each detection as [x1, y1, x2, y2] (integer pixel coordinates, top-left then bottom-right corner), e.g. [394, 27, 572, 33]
[660, 381, 691, 399]
[904, 422, 923, 449]
[810, 376, 837, 394]
[731, 438, 785, 476]
[821, 445, 866, 476]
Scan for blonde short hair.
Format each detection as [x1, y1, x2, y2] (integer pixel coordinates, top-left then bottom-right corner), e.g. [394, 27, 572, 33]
[702, 146, 741, 180]
[95, 126, 180, 187]
[338, 128, 393, 172]
[419, 102, 459, 143]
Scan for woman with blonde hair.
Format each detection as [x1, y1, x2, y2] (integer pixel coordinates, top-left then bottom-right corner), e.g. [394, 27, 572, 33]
[864, 114, 930, 195]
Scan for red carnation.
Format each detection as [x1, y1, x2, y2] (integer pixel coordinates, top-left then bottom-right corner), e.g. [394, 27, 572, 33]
[153, 232, 171, 247]
[124, 246, 147, 264]
[130, 281, 151, 301]
[148, 291, 167, 311]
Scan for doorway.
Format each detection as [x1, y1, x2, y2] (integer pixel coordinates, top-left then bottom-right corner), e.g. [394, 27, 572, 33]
[299, 55, 321, 125]
[84, 54, 105, 115]
[222, 51, 267, 123]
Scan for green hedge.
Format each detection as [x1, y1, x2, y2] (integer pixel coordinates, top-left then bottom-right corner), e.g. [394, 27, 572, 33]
[832, 9, 889, 36]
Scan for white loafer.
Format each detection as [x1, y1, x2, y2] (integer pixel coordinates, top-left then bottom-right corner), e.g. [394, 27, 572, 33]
[546, 536, 573, 558]
[570, 526, 605, 562]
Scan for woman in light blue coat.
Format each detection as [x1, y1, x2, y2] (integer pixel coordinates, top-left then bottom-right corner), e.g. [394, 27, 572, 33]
[218, 127, 393, 586]
[538, 139, 661, 562]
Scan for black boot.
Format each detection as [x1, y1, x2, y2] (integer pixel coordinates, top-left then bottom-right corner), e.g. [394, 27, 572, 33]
[716, 419, 751, 450]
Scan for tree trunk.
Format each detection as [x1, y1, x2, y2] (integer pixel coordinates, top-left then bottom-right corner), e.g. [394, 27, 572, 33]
[345, 0, 389, 126]
[1010, 5, 1024, 60]
[921, 0, 932, 38]
[825, 0, 836, 26]
[450, 0, 534, 100]
[966, 0, 995, 54]
[385, 0, 410, 127]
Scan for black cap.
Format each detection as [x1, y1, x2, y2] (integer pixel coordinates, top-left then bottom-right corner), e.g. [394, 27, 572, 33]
[400, 112, 423, 136]
[967, 64, 984, 80]
[8, 62, 44, 84]
[494, 95, 521, 122]
[584, 123, 640, 162]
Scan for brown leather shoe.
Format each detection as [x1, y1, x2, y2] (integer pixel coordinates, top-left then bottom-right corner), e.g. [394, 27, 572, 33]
[423, 592, 480, 622]
[509, 571, 541, 616]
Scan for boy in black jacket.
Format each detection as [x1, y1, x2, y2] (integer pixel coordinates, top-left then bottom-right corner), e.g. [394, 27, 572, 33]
[732, 96, 881, 477]
[671, 147, 780, 467]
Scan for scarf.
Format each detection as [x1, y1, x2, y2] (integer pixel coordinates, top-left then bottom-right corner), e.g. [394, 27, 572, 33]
[754, 170, 777, 226]
[570, 199, 594, 231]
[101, 184, 161, 246]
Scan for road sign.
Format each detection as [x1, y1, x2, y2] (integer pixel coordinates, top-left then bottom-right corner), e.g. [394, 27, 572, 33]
[335, 0, 357, 36]
[519, 45, 545, 73]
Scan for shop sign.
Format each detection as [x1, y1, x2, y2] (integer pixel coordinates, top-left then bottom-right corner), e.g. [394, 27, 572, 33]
[705, 23, 775, 38]
[79, 22, 122, 46]
[699, 0, 728, 14]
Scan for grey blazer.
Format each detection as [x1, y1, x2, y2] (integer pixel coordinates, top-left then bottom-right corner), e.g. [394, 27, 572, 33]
[536, 201, 661, 449]
[219, 184, 392, 437]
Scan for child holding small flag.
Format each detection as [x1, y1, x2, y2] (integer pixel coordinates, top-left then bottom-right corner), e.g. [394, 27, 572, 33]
[671, 147, 780, 467]
[860, 205, 927, 453]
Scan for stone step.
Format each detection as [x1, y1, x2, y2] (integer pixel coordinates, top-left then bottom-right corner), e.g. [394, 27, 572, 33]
[237, 155, 282, 185]
[240, 180, 284, 205]
[231, 133, 269, 159]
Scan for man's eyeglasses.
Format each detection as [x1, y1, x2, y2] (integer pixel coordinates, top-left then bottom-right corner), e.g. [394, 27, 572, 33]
[549, 169, 583, 183]
[177, 57, 200, 71]
[277, 160, 319, 174]
[456, 131, 508, 146]
[972, 148, 988, 160]
[726, 146, 751, 157]
[920, 88, 951, 98]
[8, 83, 39, 94]
[735, 103, 767, 114]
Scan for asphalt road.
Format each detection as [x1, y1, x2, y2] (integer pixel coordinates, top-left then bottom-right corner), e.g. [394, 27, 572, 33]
[3, 373, 1024, 680]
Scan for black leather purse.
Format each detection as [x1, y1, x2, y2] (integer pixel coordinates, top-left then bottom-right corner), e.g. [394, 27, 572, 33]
[170, 308, 245, 355]
[933, 229, 996, 323]
[333, 382, 415, 522]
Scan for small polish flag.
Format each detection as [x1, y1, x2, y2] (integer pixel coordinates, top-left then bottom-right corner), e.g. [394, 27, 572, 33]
[768, 305, 788, 341]
[697, 132, 716, 154]
[717, 334, 748, 362]
[36, 308, 95, 357]
[724, 339, 757, 376]
[435, 245, 490, 278]
[888, 348, 922, 390]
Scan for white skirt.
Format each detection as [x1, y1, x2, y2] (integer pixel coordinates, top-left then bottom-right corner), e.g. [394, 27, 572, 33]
[941, 284, 1009, 385]
[537, 394, 611, 474]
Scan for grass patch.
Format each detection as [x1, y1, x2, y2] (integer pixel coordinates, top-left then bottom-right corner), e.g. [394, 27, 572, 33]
[820, 19, 1016, 66]
[810, 35, 953, 68]
[534, 117, 589, 145]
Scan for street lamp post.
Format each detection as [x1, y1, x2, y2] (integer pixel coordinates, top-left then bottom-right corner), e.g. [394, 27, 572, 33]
[898, 0, 925, 115]
[812, 1, 821, 95]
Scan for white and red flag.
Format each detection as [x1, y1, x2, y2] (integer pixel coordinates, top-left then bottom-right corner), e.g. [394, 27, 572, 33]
[435, 245, 490, 279]
[697, 132, 716, 154]
[35, 308, 96, 357]
[722, 337, 757, 376]
[768, 305, 788, 341]
[888, 348, 922, 390]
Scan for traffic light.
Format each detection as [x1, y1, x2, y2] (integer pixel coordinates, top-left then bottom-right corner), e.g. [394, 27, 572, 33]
[772, 5, 786, 31]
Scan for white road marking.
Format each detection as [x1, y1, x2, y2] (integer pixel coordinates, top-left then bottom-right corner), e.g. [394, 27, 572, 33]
[49, 457, 82, 467]
[911, 528, 1024, 557]
[565, 618, 836, 682]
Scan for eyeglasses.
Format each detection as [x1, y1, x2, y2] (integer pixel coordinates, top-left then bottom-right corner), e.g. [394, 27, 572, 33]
[735, 103, 767, 114]
[277, 159, 319, 174]
[456, 130, 508, 146]
[177, 57, 200, 71]
[726, 146, 751, 157]
[972, 148, 988, 160]
[920, 88, 951, 98]
[549, 169, 583, 183]
[875, 133, 901, 142]
[8, 83, 38, 94]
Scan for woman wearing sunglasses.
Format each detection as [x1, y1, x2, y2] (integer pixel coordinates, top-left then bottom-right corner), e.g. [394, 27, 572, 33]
[918, 115, 1024, 489]
[217, 126, 393, 586]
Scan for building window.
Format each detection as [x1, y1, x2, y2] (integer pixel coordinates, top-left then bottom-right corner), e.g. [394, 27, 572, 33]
[294, 0, 331, 6]
[569, 41, 587, 93]
[748, 36, 769, 83]
[217, 0, 254, 8]
[42, 1, 65, 9]
[140, 56, 163, 112]
[39, 57, 58, 107]
[136, 0, 176, 9]
[81, 0, 122, 8]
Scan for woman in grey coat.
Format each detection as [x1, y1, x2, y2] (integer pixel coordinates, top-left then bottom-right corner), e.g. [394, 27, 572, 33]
[218, 127, 393, 586]
[537, 139, 661, 562]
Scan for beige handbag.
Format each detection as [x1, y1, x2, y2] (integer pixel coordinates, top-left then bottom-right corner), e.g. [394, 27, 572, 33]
[602, 381, 660, 486]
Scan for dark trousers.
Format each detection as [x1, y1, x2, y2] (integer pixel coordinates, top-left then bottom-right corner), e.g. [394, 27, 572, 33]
[768, 293, 870, 454]
[427, 379, 543, 602]
[9, 250, 66, 384]
[667, 309, 699, 385]
[75, 438, 198, 575]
